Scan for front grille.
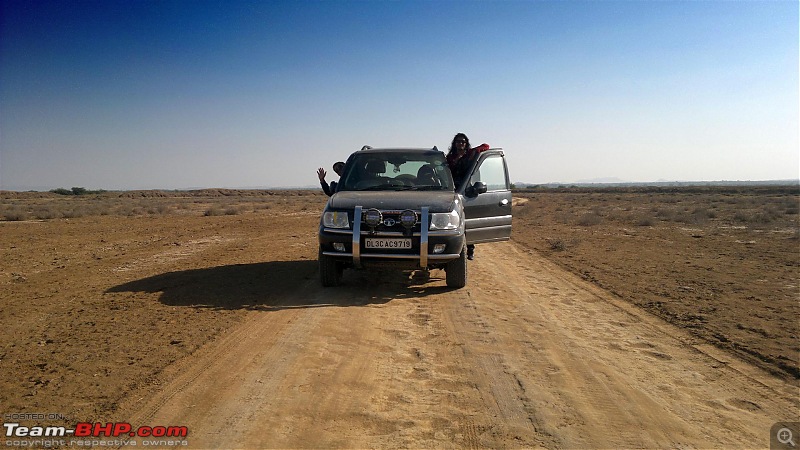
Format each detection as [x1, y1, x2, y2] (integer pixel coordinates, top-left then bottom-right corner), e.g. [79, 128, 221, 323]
[360, 210, 421, 234]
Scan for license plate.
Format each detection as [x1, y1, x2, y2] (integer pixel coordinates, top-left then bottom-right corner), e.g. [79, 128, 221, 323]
[364, 238, 412, 249]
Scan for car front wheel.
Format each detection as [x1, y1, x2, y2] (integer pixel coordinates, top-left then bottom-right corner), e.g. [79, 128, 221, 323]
[319, 247, 343, 287]
[445, 245, 467, 288]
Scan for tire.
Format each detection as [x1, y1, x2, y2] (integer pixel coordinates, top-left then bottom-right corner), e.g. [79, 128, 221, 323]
[319, 247, 343, 287]
[445, 245, 467, 288]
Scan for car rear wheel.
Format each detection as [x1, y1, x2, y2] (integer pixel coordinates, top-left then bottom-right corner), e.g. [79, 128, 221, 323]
[319, 247, 343, 287]
[445, 245, 467, 288]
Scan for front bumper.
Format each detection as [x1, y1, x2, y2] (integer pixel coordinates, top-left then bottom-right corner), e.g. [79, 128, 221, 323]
[319, 206, 464, 269]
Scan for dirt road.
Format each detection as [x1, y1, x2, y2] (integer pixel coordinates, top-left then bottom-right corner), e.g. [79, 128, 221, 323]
[117, 241, 797, 449]
[1, 192, 796, 448]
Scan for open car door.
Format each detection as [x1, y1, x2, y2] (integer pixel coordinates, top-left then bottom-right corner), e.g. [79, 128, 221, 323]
[458, 149, 512, 244]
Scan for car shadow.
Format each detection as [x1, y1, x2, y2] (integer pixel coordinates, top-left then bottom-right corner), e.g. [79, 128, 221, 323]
[106, 260, 454, 311]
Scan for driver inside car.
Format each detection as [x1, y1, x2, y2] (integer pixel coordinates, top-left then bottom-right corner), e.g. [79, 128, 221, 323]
[416, 165, 439, 186]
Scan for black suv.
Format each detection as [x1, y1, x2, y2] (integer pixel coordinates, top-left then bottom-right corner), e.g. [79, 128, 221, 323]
[318, 147, 511, 288]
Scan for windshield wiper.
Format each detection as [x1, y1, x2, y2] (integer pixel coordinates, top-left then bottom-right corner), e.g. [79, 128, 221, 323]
[411, 185, 448, 191]
[357, 185, 412, 191]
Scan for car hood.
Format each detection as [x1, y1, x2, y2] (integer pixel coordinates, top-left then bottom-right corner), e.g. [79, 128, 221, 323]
[329, 191, 457, 213]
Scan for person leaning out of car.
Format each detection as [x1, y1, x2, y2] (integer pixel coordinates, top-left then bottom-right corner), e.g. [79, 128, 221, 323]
[317, 161, 345, 197]
[446, 133, 490, 261]
[446, 133, 490, 188]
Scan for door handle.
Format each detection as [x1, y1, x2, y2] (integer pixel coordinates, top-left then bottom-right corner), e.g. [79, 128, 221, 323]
[500, 199, 509, 207]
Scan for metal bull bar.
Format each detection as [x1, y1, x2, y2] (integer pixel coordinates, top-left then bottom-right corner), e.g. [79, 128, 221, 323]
[420, 206, 428, 268]
[351, 205, 429, 269]
[352, 206, 362, 267]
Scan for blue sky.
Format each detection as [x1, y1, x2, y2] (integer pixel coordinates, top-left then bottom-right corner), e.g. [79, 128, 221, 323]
[1, 0, 797, 190]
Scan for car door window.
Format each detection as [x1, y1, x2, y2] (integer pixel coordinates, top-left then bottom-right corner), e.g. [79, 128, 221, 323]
[468, 155, 508, 191]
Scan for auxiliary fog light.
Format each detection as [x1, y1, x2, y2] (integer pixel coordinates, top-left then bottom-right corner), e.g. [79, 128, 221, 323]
[333, 243, 346, 252]
[432, 244, 447, 254]
[399, 209, 417, 228]
[364, 208, 382, 227]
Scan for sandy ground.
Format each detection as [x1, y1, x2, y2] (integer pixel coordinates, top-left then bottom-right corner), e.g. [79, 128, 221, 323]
[1, 189, 798, 448]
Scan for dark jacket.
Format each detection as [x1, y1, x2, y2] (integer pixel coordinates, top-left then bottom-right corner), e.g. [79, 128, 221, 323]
[321, 180, 338, 197]
[447, 143, 490, 188]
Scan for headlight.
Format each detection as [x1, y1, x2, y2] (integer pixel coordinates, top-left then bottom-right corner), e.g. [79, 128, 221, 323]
[323, 211, 350, 229]
[429, 210, 460, 231]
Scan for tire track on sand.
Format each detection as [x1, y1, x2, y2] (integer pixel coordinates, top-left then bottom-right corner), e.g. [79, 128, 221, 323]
[117, 241, 798, 448]
[118, 275, 327, 447]
[464, 242, 797, 448]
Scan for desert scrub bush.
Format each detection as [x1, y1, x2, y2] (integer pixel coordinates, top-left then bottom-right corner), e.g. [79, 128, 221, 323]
[555, 212, 573, 225]
[2, 206, 30, 221]
[204, 206, 240, 216]
[117, 205, 145, 217]
[677, 207, 712, 225]
[750, 212, 777, 224]
[606, 210, 625, 223]
[61, 207, 87, 219]
[204, 207, 224, 217]
[545, 237, 569, 251]
[94, 201, 115, 216]
[730, 205, 780, 225]
[731, 208, 779, 225]
[783, 201, 799, 215]
[654, 208, 675, 221]
[633, 214, 655, 227]
[33, 205, 61, 220]
[733, 211, 750, 223]
[576, 212, 602, 226]
[659, 195, 681, 204]
[146, 203, 172, 215]
[73, 201, 113, 217]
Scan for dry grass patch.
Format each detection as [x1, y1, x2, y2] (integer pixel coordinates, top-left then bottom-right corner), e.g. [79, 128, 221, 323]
[511, 185, 800, 380]
[0, 190, 327, 221]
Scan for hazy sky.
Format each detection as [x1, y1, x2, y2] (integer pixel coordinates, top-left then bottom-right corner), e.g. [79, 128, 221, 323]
[1, 0, 797, 190]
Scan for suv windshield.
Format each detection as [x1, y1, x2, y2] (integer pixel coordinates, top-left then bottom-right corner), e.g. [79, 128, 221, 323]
[338, 151, 454, 191]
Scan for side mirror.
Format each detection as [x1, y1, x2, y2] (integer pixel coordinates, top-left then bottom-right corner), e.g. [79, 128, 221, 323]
[466, 181, 488, 197]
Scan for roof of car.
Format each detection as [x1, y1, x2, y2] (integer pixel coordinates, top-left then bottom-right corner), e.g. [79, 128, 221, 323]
[355, 146, 505, 157]
[356, 147, 441, 154]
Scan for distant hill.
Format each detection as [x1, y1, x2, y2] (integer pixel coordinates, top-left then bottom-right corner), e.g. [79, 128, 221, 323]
[573, 177, 629, 184]
[514, 179, 800, 189]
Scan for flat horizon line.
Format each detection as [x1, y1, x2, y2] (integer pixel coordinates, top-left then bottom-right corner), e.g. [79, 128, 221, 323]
[1, 178, 799, 193]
